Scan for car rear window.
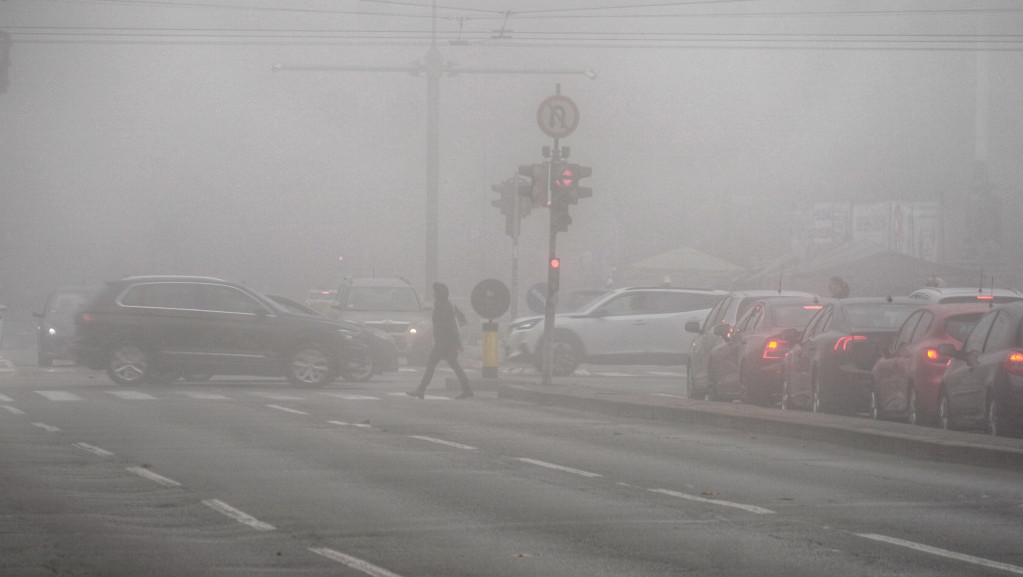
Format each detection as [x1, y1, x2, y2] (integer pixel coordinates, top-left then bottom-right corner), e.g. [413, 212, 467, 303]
[943, 312, 985, 343]
[771, 304, 821, 329]
[842, 303, 920, 330]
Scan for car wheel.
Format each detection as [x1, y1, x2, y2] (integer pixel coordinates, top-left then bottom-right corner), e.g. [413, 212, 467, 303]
[340, 350, 375, 382]
[811, 371, 825, 413]
[287, 343, 336, 386]
[550, 335, 581, 377]
[107, 343, 152, 385]
[870, 385, 881, 420]
[938, 389, 952, 430]
[781, 377, 793, 410]
[907, 387, 920, 426]
[985, 394, 1000, 437]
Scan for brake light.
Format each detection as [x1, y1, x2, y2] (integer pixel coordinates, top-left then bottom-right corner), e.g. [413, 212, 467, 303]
[977, 295, 994, 300]
[925, 347, 940, 361]
[803, 305, 823, 310]
[834, 335, 867, 351]
[1005, 350, 1023, 377]
[762, 339, 792, 359]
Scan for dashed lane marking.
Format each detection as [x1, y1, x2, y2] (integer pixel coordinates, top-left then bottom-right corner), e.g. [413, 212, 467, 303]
[858, 533, 1023, 575]
[107, 390, 157, 400]
[2, 405, 25, 415]
[127, 466, 182, 487]
[73, 442, 114, 457]
[649, 488, 775, 515]
[202, 499, 275, 531]
[409, 435, 478, 451]
[517, 458, 602, 478]
[32, 422, 61, 432]
[181, 392, 230, 400]
[36, 390, 83, 401]
[309, 547, 404, 577]
[324, 393, 381, 400]
[266, 404, 308, 415]
[0, 394, 13, 402]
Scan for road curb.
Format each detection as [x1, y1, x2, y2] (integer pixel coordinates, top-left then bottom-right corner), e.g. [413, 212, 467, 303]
[498, 383, 1023, 473]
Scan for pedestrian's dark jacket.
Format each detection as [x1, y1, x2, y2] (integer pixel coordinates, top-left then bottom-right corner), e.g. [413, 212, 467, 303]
[431, 282, 461, 354]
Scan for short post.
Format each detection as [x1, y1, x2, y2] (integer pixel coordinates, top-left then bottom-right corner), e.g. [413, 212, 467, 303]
[482, 320, 499, 378]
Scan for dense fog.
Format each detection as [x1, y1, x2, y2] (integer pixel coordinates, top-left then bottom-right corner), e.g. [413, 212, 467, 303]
[2, 1, 1022, 330]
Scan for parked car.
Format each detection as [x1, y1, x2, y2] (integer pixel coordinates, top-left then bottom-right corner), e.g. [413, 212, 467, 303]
[936, 302, 1023, 436]
[33, 285, 98, 366]
[72, 276, 370, 386]
[781, 297, 922, 414]
[908, 286, 1023, 304]
[685, 289, 818, 399]
[506, 286, 725, 376]
[332, 277, 433, 364]
[704, 297, 823, 405]
[267, 294, 399, 382]
[870, 303, 989, 425]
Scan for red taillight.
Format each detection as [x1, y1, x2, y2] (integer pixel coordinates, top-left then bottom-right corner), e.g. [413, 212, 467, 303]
[763, 339, 793, 359]
[977, 295, 994, 300]
[76, 312, 95, 324]
[834, 335, 867, 351]
[1005, 350, 1023, 377]
[925, 347, 940, 361]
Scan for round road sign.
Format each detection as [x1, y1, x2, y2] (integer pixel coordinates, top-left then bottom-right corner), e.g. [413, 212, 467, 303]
[536, 94, 579, 139]
[470, 279, 511, 320]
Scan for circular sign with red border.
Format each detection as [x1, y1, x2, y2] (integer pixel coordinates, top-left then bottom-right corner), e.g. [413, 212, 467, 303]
[536, 95, 579, 139]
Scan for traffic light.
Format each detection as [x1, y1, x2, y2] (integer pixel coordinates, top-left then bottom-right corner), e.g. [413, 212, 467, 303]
[548, 257, 561, 293]
[550, 163, 592, 205]
[518, 163, 549, 208]
[492, 177, 532, 237]
[551, 202, 572, 233]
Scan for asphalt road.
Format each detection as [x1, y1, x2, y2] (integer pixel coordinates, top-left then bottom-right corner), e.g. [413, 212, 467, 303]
[3, 354, 1023, 576]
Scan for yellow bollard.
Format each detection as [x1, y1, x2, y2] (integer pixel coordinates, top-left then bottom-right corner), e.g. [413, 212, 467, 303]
[482, 321, 499, 378]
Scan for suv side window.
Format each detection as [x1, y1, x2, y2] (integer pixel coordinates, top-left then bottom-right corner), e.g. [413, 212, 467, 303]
[982, 311, 1014, 353]
[120, 282, 197, 310]
[893, 310, 923, 350]
[908, 310, 934, 344]
[963, 310, 997, 354]
[702, 296, 732, 332]
[198, 284, 266, 314]
[598, 293, 648, 317]
[737, 304, 763, 333]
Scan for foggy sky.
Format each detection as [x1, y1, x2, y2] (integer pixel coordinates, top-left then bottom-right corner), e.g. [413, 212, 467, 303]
[2, 0, 1022, 319]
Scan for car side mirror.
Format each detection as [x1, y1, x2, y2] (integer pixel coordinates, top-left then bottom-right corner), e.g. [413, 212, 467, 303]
[684, 320, 701, 333]
[712, 323, 731, 338]
[937, 343, 961, 359]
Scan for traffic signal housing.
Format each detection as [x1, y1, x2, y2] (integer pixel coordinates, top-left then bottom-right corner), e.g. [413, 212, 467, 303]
[518, 163, 549, 208]
[550, 163, 592, 205]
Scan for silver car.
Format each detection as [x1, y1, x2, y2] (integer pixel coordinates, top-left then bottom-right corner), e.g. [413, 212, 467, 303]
[506, 287, 725, 376]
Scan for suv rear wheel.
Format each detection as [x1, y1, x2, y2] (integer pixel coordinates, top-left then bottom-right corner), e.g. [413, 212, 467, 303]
[287, 343, 336, 386]
[107, 343, 152, 385]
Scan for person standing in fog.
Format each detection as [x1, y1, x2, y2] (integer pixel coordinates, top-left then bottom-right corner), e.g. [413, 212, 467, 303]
[828, 276, 850, 299]
[407, 282, 473, 400]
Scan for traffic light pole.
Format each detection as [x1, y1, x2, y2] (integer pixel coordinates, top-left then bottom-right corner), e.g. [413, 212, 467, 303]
[540, 144, 560, 386]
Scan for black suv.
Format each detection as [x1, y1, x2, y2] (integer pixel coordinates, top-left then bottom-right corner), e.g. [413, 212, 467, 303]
[72, 276, 368, 386]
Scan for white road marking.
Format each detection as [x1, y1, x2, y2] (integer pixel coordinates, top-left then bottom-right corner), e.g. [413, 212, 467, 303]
[2, 405, 25, 415]
[324, 393, 380, 400]
[182, 392, 229, 400]
[517, 458, 602, 478]
[202, 499, 275, 531]
[107, 390, 157, 400]
[328, 420, 372, 428]
[858, 533, 1023, 575]
[73, 442, 114, 457]
[651, 393, 686, 399]
[0, 394, 13, 402]
[594, 372, 634, 377]
[32, 422, 61, 432]
[409, 435, 478, 451]
[387, 392, 446, 400]
[250, 392, 305, 401]
[649, 488, 775, 515]
[267, 404, 308, 415]
[309, 547, 404, 577]
[648, 371, 685, 377]
[127, 466, 181, 487]
[36, 390, 83, 401]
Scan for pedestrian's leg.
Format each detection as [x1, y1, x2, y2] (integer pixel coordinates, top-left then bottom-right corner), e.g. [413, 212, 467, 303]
[408, 349, 440, 399]
[448, 354, 472, 398]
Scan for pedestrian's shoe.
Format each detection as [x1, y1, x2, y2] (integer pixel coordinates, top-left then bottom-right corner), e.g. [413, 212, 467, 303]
[406, 390, 425, 400]
[455, 390, 473, 399]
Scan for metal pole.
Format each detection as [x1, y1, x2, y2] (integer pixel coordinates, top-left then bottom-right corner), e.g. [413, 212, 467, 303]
[541, 141, 560, 386]
[510, 171, 521, 323]
[424, 43, 442, 291]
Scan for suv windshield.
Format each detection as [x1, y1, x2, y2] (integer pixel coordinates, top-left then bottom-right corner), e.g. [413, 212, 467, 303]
[346, 287, 420, 312]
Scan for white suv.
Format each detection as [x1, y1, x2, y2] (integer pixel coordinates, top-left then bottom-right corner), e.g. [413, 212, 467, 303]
[907, 286, 1023, 304]
[505, 287, 725, 376]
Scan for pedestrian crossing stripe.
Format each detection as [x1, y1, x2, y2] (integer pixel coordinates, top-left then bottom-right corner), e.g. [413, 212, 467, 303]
[36, 391, 84, 401]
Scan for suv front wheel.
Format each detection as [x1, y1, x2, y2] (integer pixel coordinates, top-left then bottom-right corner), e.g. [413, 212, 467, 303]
[107, 343, 152, 385]
[287, 343, 337, 386]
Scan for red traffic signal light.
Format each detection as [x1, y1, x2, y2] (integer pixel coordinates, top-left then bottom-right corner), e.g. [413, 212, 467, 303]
[550, 163, 592, 205]
[553, 167, 576, 190]
[550, 257, 560, 269]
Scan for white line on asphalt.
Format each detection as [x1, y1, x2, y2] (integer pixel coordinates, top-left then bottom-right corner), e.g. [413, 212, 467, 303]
[517, 458, 602, 478]
[409, 435, 478, 451]
[32, 422, 61, 432]
[593, 372, 633, 377]
[36, 390, 83, 401]
[107, 390, 157, 400]
[648, 371, 685, 377]
[126, 466, 182, 487]
[328, 420, 372, 428]
[202, 499, 275, 531]
[309, 547, 404, 577]
[324, 393, 380, 400]
[858, 533, 1023, 575]
[651, 393, 686, 399]
[250, 392, 305, 401]
[0, 394, 13, 402]
[649, 488, 775, 515]
[73, 442, 114, 457]
[182, 392, 230, 400]
[387, 392, 446, 400]
[2, 405, 25, 415]
[266, 404, 308, 415]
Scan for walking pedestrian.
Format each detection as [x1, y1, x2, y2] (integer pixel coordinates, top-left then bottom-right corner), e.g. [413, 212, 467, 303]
[407, 282, 473, 400]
